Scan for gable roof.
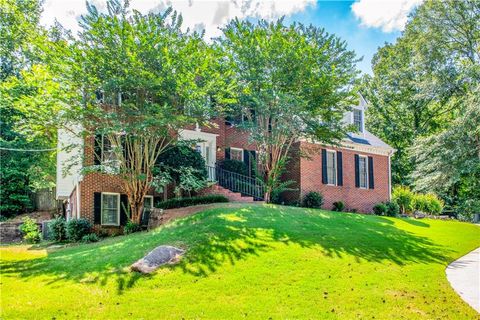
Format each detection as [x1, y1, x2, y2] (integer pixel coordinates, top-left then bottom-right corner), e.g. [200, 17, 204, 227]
[345, 130, 394, 151]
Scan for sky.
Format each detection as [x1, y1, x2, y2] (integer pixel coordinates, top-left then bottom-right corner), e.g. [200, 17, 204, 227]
[40, 0, 423, 74]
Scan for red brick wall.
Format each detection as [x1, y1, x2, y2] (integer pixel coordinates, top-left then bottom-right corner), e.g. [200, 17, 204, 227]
[77, 121, 390, 222]
[79, 137, 165, 226]
[296, 141, 390, 213]
[198, 118, 256, 162]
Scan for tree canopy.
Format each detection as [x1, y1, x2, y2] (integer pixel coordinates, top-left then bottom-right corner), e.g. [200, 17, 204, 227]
[363, 0, 480, 216]
[217, 19, 359, 201]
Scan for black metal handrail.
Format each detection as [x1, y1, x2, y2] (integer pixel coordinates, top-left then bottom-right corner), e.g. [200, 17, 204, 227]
[206, 165, 265, 200]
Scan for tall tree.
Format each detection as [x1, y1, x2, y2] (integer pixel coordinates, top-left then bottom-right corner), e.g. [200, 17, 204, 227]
[363, 0, 480, 186]
[217, 19, 359, 202]
[0, 0, 61, 217]
[66, 0, 230, 223]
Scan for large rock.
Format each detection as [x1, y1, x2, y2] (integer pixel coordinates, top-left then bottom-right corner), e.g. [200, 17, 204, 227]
[131, 245, 185, 274]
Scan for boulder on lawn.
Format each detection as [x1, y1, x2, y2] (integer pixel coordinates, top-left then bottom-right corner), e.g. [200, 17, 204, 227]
[131, 245, 185, 274]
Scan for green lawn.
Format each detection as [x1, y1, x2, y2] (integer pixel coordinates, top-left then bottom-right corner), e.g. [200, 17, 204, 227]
[1, 205, 479, 319]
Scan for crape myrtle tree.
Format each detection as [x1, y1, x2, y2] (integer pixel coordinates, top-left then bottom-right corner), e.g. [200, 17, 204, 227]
[68, 0, 231, 223]
[217, 19, 359, 202]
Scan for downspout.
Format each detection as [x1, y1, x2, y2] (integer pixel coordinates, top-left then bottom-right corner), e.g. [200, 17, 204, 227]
[76, 180, 81, 219]
[388, 150, 394, 201]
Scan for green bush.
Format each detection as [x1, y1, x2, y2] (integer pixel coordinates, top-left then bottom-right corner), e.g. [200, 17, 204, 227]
[392, 186, 415, 214]
[156, 195, 229, 209]
[18, 217, 41, 243]
[412, 193, 429, 212]
[385, 201, 400, 217]
[302, 192, 323, 208]
[424, 193, 444, 215]
[332, 201, 345, 212]
[81, 233, 99, 243]
[124, 220, 141, 234]
[66, 219, 92, 242]
[157, 145, 207, 182]
[48, 216, 67, 241]
[373, 203, 388, 216]
[219, 159, 248, 176]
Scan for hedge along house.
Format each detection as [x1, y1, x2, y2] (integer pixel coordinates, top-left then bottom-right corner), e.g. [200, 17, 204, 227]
[56, 95, 394, 230]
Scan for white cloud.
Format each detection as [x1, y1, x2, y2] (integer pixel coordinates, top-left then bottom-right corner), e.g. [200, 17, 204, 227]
[41, 0, 316, 39]
[351, 0, 423, 32]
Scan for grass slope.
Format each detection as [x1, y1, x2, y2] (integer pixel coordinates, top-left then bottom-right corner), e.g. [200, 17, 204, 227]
[1, 205, 479, 319]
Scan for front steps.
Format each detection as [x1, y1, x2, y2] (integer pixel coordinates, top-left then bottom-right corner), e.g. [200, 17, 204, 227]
[202, 184, 255, 202]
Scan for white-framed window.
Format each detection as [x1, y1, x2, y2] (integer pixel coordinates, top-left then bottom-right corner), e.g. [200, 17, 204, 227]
[358, 155, 368, 189]
[101, 192, 120, 226]
[326, 150, 337, 185]
[230, 147, 244, 162]
[144, 195, 153, 210]
[353, 109, 363, 133]
[98, 134, 118, 165]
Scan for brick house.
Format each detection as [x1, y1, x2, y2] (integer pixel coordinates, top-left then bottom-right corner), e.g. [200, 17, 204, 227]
[56, 95, 394, 229]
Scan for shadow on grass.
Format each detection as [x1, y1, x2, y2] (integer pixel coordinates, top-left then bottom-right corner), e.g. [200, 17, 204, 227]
[0, 205, 450, 293]
[400, 218, 431, 228]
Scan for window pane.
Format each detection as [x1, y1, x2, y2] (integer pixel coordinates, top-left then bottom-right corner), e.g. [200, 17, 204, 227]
[354, 110, 363, 132]
[359, 157, 367, 188]
[102, 194, 119, 225]
[144, 197, 153, 209]
[326, 151, 336, 185]
[231, 149, 243, 161]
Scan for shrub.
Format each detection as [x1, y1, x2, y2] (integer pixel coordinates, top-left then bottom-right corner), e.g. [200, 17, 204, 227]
[412, 193, 429, 213]
[81, 233, 99, 243]
[302, 192, 323, 208]
[18, 217, 41, 243]
[392, 186, 415, 214]
[156, 195, 229, 209]
[157, 145, 207, 182]
[124, 220, 141, 234]
[48, 216, 67, 241]
[385, 201, 400, 217]
[332, 201, 345, 212]
[424, 193, 444, 215]
[373, 203, 388, 216]
[66, 219, 92, 242]
[218, 159, 248, 176]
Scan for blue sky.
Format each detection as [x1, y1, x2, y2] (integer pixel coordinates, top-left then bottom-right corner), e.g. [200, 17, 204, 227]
[285, 1, 402, 74]
[41, 0, 421, 74]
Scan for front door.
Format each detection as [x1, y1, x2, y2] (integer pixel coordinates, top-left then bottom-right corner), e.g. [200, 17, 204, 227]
[179, 129, 217, 181]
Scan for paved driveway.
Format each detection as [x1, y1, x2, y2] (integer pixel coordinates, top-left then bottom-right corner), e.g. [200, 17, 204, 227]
[446, 247, 480, 313]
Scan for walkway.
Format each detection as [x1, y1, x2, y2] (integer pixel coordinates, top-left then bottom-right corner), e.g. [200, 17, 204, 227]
[446, 247, 480, 313]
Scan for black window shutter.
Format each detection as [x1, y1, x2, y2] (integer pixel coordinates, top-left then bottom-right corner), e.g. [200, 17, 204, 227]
[337, 151, 343, 186]
[120, 194, 129, 226]
[225, 147, 231, 160]
[243, 149, 249, 164]
[93, 192, 102, 224]
[250, 150, 256, 176]
[153, 196, 162, 207]
[368, 156, 375, 189]
[354, 154, 360, 188]
[321, 149, 327, 184]
[94, 134, 102, 165]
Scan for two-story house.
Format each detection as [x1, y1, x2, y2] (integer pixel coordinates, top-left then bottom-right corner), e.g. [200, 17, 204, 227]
[56, 95, 394, 230]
